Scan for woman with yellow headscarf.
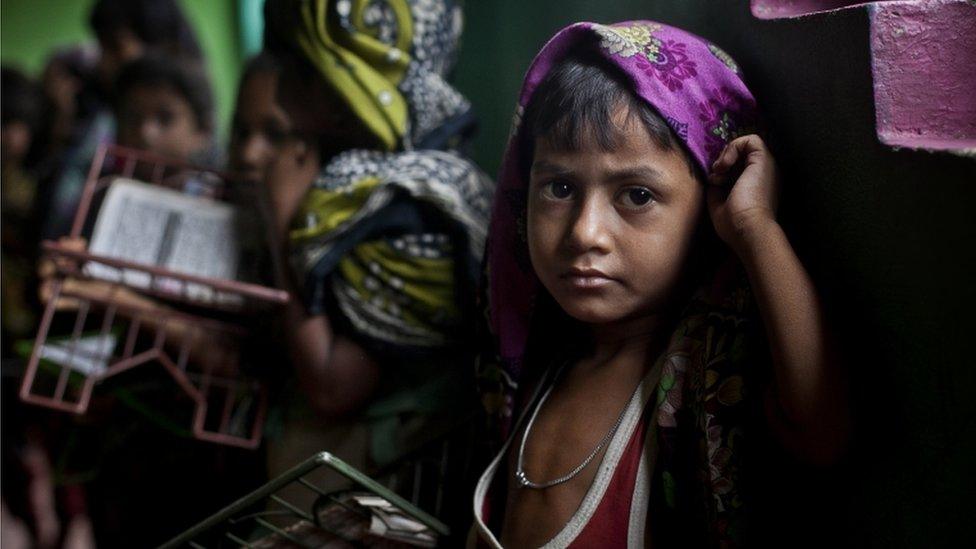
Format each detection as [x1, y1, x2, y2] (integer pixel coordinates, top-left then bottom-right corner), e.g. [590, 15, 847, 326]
[262, 0, 492, 473]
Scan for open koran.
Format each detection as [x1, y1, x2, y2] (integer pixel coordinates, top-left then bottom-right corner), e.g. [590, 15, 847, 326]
[85, 177, 248, 306]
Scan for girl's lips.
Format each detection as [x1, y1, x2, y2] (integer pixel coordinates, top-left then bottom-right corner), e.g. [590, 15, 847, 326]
[563, 274, 614, 289]
[560, 268, 616, 289]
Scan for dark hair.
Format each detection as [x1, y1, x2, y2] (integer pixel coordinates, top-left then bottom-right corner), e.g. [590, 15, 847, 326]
[260, 0, 321, 95]
[90, 0, 202, 60]
[2, 66, 49, 168]
[261, 0, 300, 58]
[114, 55, 214, 132]
[520, 45, 697, 178]
[240, 52, 281, 88]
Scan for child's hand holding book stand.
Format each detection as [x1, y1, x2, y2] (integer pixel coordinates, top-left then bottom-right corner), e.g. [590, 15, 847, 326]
[20, 144, 287, 448]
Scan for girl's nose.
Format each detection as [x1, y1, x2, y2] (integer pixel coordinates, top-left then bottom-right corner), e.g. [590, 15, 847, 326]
[241, 134, 271, 172]
[566, 196, 612, 254]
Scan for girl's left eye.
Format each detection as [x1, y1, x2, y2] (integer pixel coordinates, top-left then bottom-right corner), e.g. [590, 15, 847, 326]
[618, 187, 654, 208]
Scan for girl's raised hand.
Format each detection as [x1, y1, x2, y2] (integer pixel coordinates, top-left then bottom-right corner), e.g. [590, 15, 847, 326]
[706, 134, 780, 254]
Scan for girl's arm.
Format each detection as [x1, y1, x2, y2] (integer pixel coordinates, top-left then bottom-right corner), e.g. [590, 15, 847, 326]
[265, 140, 380, 417]
[707, 135, 849, 465]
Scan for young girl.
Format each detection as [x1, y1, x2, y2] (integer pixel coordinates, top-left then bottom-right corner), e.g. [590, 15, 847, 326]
[474, 21, 849, 547]
[114, 54, 219, 167]
[228, 53, 289, 185]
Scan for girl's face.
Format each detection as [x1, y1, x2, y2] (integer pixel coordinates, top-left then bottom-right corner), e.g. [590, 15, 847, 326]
[117, 84, 207, 162]
[229, 71, 291, 183]
[527, 106, 704, 326]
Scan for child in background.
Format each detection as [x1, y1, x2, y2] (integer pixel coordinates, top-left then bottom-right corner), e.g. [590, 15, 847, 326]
[40, 0, 205, 241]
[227, 53, 291, 284]
[228, 53, 289, 185]
[474, 22, 849, 547]
[1, 67, 47, 351]
[88, 0, 202, 94]
[114, 54, 220, 167]
[28, 53, 260, 548]
[39, 54, 223, 311]
[40, 53, 240, 369]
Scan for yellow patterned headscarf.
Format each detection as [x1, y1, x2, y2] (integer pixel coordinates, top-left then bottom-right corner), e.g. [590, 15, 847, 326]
[265, 0, 470, 151]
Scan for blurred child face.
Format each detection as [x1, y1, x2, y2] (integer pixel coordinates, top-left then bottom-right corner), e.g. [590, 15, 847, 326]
[1, 121, 32, 167]
[117, 84, 207, 161]
[229, 71, 291, 183]
[527, 105, 704, 326]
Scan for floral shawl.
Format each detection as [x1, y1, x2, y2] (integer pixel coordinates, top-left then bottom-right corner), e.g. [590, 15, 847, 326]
[267, 0, 494, 464]
[267, 0, 494, 354]
[265, 0, 474, 151]
[479, 21, 759, 547]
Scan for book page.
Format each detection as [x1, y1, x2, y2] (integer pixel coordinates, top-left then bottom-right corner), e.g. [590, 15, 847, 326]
[84, 177, 244, 304]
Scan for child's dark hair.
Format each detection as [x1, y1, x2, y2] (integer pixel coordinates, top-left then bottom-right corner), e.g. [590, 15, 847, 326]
[243, 53, 281, 82]
[520, 44, 698, 179]
[115, 55, 214, 133]
[90, 0, 202, 60]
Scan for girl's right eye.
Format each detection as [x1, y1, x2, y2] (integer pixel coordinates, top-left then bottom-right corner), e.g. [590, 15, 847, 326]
[542, 180, 575, 200]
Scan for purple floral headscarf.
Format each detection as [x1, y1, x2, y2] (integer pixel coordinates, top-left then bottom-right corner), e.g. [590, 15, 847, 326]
[488, 20, 758, 378]
[480, 21, 760, 547]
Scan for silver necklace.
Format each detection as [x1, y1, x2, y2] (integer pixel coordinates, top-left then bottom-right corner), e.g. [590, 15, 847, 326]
[515, 364, 638, 490]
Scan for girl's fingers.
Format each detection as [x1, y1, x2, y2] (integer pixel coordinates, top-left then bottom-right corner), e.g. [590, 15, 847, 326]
[711, 139, 741, 174]
[59, 236, 87, 251]
[708, 138, 748, 187]
[711, 134, 765, 175]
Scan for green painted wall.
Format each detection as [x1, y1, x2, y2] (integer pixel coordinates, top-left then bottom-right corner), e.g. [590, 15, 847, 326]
[182, 0, 243, 134]
[0, 1, 94, 73]
[0, 0, 244, 136]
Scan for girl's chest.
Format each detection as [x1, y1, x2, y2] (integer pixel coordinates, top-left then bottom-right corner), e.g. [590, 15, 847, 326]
[497, 379, 637, 546]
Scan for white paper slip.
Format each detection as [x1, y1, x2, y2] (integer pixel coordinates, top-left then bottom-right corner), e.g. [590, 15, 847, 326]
[39, 333, 117, 376]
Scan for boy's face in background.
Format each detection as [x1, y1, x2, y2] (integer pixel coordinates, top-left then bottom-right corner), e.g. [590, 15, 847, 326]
[527, 105, 704, 326]
[229, 71, 291, 184]
[117, 84, 207, 162]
